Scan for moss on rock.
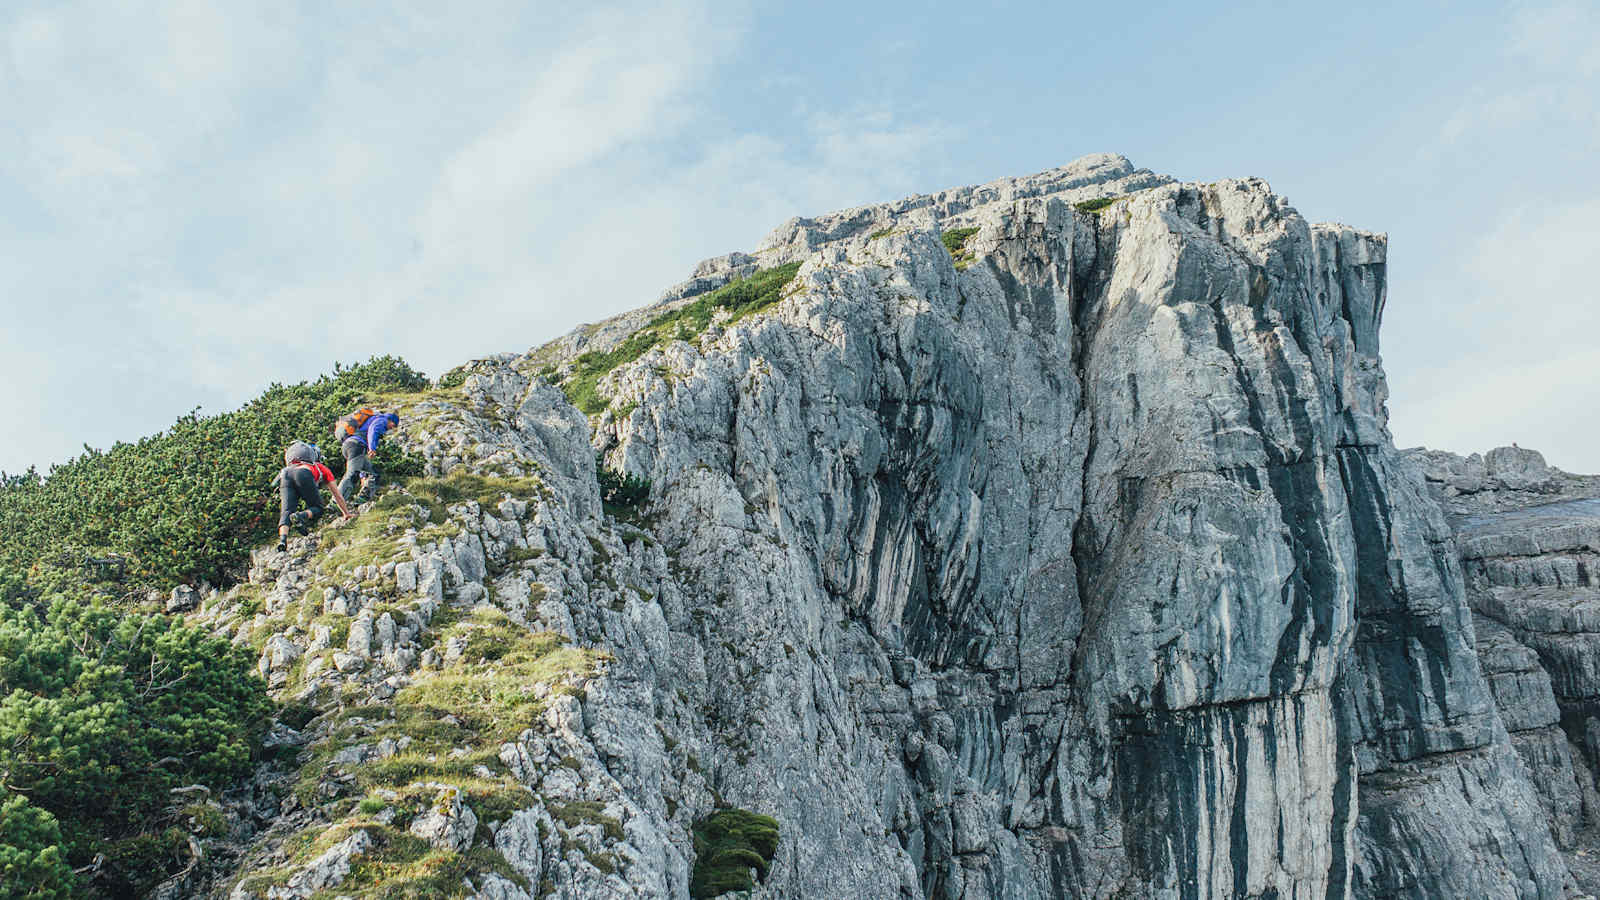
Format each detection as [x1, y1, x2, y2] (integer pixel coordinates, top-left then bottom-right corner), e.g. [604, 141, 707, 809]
[690, 808, 779, 899]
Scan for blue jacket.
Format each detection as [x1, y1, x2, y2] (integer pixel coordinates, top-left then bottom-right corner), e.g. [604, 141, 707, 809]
[362, 413, 399, 453]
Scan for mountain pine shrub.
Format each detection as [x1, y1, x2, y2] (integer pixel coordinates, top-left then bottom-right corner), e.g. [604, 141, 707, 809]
[940, 226, 980, 270]
[690, 808, 780, 899]
[596, 452, 650, 513]
[0, 796, 75, 899]
[1073, 195, 1120, 213]
[0, 579, 271, 894]
[0, 356, 428, 589]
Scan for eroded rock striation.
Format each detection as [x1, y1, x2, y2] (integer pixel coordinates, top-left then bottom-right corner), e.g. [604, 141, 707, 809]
[196, 155, 1587, 898]
[1411, 446, 1600, 894]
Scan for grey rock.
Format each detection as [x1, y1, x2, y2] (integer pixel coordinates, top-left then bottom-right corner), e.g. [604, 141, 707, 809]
[168, 584, 201, 613]
[347, 612, 373, 658]
[408, 786, 478, 852]
[257, 636, 301, 678]
[331, 651, 364, 673]
[278, 829, 371, 897]
[374, 612, 396, 656]
[495, 808, 546, 886]
[474, 874, 533, 900]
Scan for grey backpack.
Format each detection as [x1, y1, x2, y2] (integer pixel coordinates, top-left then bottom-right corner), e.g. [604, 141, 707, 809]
[284, 441, 321, 464]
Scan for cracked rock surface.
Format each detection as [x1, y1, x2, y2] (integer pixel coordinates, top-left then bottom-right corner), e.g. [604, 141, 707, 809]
[182, 155, 1585, 898]
[1413, 445, 1600, 897]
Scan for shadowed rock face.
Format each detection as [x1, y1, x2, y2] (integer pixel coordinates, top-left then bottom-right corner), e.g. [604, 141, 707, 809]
[210, 156, 1575, 900]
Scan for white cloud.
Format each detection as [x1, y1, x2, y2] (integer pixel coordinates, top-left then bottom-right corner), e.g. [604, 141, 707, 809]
[1510, 0, 1600, 75]
[1392, 348, 1598, 473]
[0, 0, 957, 473]
[1390, 191, 1600, 471]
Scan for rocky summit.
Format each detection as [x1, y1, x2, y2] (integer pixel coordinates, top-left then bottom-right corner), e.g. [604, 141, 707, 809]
[163, 154, 1597, 898]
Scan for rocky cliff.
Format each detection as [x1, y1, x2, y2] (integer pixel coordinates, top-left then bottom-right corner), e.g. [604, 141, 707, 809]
[1410, 446, 1600, 894]
[182, 155, 1591, 898]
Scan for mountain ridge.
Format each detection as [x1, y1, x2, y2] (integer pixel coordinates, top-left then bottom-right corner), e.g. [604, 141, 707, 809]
[8, 155, 1598, 899]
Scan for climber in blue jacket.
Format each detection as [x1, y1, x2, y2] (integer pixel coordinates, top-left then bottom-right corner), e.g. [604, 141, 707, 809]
[335, 410, 401, 503]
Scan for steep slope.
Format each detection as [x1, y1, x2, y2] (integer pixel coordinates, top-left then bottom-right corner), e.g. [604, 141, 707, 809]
[198, 154, 1571, 899]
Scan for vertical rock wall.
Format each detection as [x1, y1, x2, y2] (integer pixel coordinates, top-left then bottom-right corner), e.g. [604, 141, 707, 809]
[585, 159, 1570, 897]
[1415, 447, 1600, 894]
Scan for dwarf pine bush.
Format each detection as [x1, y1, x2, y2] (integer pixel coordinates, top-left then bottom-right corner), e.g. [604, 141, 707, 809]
[690, 808, 780, 898]
[0, 356, 428, 589]
[0, 577, 271, 895]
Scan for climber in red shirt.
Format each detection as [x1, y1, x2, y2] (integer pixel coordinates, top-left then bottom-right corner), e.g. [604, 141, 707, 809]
[274, 441, 354, 551]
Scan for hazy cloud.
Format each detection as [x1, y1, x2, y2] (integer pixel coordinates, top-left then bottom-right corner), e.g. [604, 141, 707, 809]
[1386, 0, 1599, 471]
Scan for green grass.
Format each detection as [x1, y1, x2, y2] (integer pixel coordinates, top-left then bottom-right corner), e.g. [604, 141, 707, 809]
[549, 800, 625, 842]
[690, 809, 780, 899]
[560, 263, 803, 415]
[316, 492, 427, 574]
[303, 824, 528, 899]
[1073, 195, 1119, 213]
[391, 470, 547, 526]
[940, 226, 980, 271]
[868, 227, 893, 240]
[392, 608, 604, 743]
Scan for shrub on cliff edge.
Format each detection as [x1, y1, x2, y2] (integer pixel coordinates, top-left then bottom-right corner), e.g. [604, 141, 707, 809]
[0, 356, 427, 589]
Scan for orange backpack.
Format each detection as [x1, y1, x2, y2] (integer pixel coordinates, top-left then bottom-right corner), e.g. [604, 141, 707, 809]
[334, 408, 378, 442]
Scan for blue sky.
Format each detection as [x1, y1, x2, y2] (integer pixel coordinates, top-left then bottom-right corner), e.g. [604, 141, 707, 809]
[2, 0, 1596, 473]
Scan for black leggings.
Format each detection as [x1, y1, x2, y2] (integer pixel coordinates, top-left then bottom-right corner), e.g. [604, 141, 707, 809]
[278, 466, 324, 527]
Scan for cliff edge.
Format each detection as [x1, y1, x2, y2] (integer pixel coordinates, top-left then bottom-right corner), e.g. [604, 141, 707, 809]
[183, 155, 1582, 899]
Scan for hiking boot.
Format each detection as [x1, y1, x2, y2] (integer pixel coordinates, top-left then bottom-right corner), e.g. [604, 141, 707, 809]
[276, 537, 288, 552]
[290, 510, 313, 535]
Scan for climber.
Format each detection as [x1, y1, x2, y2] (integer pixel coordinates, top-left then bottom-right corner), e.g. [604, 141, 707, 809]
[334, 409, 401, 504]
[274, 441, 354, 552]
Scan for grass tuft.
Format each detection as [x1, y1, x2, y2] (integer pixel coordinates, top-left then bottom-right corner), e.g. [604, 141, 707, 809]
[560, 263, 803, 415]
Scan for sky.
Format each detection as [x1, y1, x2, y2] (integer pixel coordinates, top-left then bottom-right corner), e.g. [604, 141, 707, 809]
[2, 0, 1596, 474]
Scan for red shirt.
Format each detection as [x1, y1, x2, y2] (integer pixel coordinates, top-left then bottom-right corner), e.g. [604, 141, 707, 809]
[294, 461, 336, 484]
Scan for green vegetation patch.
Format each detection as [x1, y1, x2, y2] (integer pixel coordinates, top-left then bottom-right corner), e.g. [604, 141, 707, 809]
[596, 452, 650, 516]
[549, 800, 625, 842]
[393, 608, 603, 744]
[868, 227, 893, 240]
[560, 263, 803, 415]
[0, 586, 271, 895]
[690, 808, 780, 899]
[940, 226, 980, 271]
[401, 470, 547, 525]
[0, 356, 428, 589]
[434, 366, 471, 390]
[1073, 195, 1120, 213]
[0, 795, 75, 899]
[301, 824, 527, 899]
[316, 492, 430, 575]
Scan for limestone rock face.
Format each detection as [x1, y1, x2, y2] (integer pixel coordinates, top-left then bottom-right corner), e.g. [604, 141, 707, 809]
[1413, 445, 1600, 893]
[206, 156, 1581, 899]
[561, 157, 1565, 897]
